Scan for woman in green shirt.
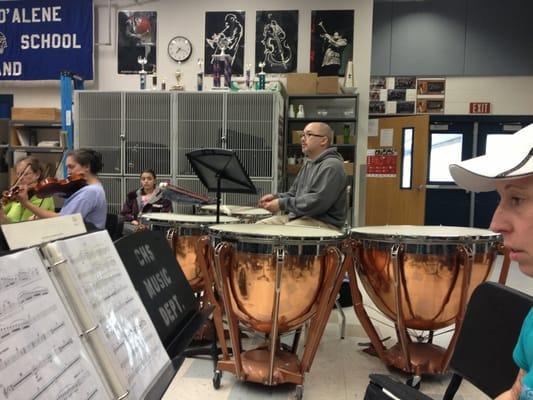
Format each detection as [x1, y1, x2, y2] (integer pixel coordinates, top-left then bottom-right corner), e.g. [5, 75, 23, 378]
[0, 157, 55, 223]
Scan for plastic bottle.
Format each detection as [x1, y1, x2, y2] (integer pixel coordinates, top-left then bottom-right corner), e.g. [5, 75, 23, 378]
[139, 70, 147, 90]
[197, 59, 204, 91]
[296, 105, 305, 118]
[343, 124, 350, 144]
[151, 67, 157, 90]
[245, 64, 251, 89]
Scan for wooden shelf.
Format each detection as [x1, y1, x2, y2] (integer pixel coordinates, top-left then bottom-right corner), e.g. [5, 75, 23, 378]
[10, 146, 64, 153]
[287, 162, 354, 176]
[8, 117, 64, 184]
[287, 143, 354, 148]
[11, 121, 62, 128]
[287, 117, 356, 123]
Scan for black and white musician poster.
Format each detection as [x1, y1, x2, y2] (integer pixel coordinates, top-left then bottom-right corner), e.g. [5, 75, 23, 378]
[255, 11, 298, 73]
[117, 11, 157, 74]
[310, 10, 354, 76]
[204, 11, 245, 75]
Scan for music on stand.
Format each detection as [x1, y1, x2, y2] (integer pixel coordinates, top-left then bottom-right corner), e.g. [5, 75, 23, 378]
[186, 148, 257, 223]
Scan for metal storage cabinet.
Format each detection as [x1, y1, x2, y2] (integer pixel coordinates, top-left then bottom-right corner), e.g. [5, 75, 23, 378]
[75, 91, 283, 214]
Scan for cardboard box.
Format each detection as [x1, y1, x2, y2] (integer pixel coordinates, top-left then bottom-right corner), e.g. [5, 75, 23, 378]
[343, 162, 354, 176]
[287, 164, 302, 175]
[285, 73, 317, 94]
[292, 130, 303, 144]
[11, 107, 61, 122]
[317, 76, 339, 94]
[335, 135, 345, 145]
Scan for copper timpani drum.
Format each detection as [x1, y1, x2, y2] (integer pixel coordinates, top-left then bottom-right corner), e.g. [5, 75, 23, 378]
[140, 213, 240, 291]
[348, 225, 501, 375]
[204, 224, 346, 391]
[200, 204, 272, 223]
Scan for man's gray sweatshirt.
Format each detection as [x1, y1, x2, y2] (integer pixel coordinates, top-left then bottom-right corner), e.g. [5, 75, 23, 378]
[276, 147, 347, 228]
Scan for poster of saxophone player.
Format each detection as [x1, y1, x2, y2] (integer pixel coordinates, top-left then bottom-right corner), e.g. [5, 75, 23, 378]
[255, 11, 298, 73]
[204, 11, 245, 75]
[310, 10, 354, 76]
[117, 11, 157, 74]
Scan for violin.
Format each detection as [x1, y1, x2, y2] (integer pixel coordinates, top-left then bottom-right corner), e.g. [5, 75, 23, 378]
[33, 174, 87, 198]
[1, 174, 87, 205]
[1, 186, 26, 206]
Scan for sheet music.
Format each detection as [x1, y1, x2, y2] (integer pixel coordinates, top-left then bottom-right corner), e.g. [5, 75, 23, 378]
[0, 248, 108, 400]
[53, 231, 170, 400]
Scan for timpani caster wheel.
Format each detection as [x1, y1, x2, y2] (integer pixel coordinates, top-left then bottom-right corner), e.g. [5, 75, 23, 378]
[406, 375, 421, 389]
[294, 384, 304, 400]
[213, 369, 222, 389]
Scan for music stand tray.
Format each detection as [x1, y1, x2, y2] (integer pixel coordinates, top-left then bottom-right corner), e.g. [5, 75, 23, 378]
[186, 148, 257, 222]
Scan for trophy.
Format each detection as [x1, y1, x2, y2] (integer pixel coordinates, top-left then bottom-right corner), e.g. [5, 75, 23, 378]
[137, 56, 147, 90]
[171, 61, 185, 91]
[258, 61, 266, 90]
[197, 59, 204, 91]
[212, 59, 221, 88]
[211, 34, 232, 89]
[222, 54, 232, 88]
[245, 64, 252, 90]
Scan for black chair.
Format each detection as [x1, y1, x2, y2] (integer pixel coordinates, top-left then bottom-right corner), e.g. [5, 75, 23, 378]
[104, 213, 123, 241]
[364, 282, 533, 400]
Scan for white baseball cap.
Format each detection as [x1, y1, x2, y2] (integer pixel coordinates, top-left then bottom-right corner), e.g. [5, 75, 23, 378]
[449, 124, 533, 192]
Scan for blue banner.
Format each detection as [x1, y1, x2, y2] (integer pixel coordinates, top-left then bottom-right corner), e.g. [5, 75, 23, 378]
[0, 0, 93, 81]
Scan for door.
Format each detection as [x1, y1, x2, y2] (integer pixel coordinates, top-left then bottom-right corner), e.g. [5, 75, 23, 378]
[423, 117, 533, 228]
[366, 115, 429, 225]
[0, 95, 13, 118]
[424, 121, 474, 227]
[474, 121, 527, 227]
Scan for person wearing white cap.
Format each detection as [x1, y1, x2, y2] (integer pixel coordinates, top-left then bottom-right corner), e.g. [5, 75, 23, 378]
[449, 124, 533, 400]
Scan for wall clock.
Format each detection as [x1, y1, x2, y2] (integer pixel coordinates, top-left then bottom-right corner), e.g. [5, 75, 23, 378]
[167, 36, 192, 62]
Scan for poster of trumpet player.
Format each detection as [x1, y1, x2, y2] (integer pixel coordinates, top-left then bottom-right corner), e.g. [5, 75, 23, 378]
[205, 11, 245, 75]
[118, 11, 157, 74]
[255, 11, 298, 73]
[310, 10, 354, 76]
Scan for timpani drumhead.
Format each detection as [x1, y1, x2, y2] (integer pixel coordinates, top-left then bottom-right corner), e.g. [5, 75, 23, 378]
[351, 225, 499, 242]
[210, 223, 342, 238]
[141, 213, 240, 225]
[200, 204, 251, 215]
[231, 208, 271, 217]
[200, 204, 272, 219]
[349, 225, 500, 330]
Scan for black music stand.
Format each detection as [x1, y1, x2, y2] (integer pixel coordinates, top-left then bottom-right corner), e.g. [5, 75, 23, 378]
[186, 148, 257, 223]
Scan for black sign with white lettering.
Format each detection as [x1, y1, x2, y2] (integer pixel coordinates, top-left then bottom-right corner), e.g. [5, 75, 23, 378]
[115, 230, 197, 350]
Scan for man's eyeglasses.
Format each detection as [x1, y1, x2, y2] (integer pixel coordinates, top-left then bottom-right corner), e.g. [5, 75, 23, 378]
[299, 132, 326, 139]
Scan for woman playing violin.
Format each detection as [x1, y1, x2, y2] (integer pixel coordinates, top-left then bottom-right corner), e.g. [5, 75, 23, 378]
[0, 156, 55, 224]
[16, 149, 107, 229]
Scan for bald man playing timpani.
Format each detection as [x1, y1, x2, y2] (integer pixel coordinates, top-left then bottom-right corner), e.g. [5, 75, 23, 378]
[258, 122, 347, 231]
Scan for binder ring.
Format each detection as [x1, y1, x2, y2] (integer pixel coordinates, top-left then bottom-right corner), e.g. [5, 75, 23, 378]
[116, 390, 129, 400]
[79, 323, 99, 337]
[51, 258, 68, 268]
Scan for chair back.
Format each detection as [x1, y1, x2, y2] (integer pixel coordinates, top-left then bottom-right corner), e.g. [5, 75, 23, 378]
[449, 281, 532, 398]
[105, 213, 123, 241]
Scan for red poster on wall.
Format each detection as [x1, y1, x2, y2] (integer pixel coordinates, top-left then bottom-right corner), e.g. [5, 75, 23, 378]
[367, 149, 397, 177]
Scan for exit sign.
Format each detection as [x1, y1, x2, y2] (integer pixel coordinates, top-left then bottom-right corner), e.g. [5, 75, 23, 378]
[470, 102, 491, 114]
